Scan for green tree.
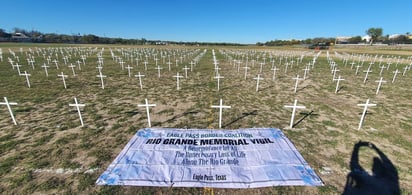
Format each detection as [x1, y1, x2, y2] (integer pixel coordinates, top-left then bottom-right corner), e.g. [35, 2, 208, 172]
[366, 27, 383, 45]
[80, 34, 100, 44]
[303, 38, 313, 44]
[349, 36, 362, 44]
[0, 28, 11, 38]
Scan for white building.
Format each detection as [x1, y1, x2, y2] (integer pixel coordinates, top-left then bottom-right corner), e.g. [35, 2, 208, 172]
[389, 34, 402, 40]
[335, 36, 352, 44]
[362, 35, 371, 43]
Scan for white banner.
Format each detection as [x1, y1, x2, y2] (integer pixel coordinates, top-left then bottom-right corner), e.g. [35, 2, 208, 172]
[96, 128, 323, 188]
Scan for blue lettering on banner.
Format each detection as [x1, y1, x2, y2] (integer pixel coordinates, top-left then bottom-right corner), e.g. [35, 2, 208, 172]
[96, 128, 324, 188]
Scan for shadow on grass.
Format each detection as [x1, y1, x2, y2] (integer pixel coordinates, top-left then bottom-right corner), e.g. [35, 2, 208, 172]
[153, 110, 199, 126]
[220, 84, 243, 92]
[258, 85, 274, 92]
[292, 110, 318, 128]
[295, 85, 312, 93]
[222, 110, 258, 128]
[124, 111, 140, 116]
[343, 141, 400, 195]
[337, 85, 345, 93]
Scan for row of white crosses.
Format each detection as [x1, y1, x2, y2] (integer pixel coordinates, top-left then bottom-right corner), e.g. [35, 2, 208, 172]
[8, 47, 197, 91]
[283, 98, 377, 130]
[221, 50, 384, 129]
[222, 49, 306, 75]
[136, 96, 232, 129]
[108, 49, 204, 91]
[339, 52, 411, 80]
[220, 49, 317, 93]
[212, 49, 224, 92]
[6, 51, 93, 89]
[329, 53, 411, 96]
[1, 48, 400, 129]
[0, 94, 379, 130]
[0, 96, 87, 127]
[111, 48, 202, 72]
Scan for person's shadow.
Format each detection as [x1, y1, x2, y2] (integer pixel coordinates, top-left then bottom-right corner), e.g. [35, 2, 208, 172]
[343, 141, 400, 195]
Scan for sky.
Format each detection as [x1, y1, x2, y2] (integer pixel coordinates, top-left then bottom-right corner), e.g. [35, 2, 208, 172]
[0, 0, 411, 44]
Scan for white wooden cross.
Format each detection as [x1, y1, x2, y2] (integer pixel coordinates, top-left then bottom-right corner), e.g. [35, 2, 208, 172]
[302, 66, 310, 80]
[357, 99, 376, 130]
[284, 99, 306, 128]
[125, 65, 133, 77]
[211, 99, 231, 128]
[166, 61, 172, 71]
[333, 75, 344, 93]
[363, 67, 372, 83]
[41, 63, 49, 77]
[58, 72, 68, 89]
[119, 60, 125, 70]
[154, 58, 159, 67]
[69, 97, 86, 127]
[0, 97, 18, 125]
[190, 61, 195, 71]
[284, 62, 289, 74]
[243, 65, 250, 80]
[350, 62, 356, 69]
[379, 65, 386, 76]
[14, 63, 22, 75]
[386, 62, 392, 70]
[375, 77, 386, 95]
[28, 58, 35, 69]
[134, 72, 145, 90]
[81, 55, 86, 65]
[331, 67, 339, 80]
[8, 57, 14, 65]
[20, 71, 31, 88]
[68, 63, 76, 76]
[402, 65, 408, 76]
[96, 65, 103, 73]
[259, 62, 265, 73]
[98, 57, 104, 67]
[143, 61, 148, 71]
[232, 59, 236, 68]
[138, 98, 156, 127]
[237, 60, 242, 72]
[211, 60, 219, 71]
[355, 64, 361, 75]
[155, 65, 163, 78]
[173, 72, 184, 90]
[96, 71, 106, 89]
[53, 59, 59, 69]
[392, 69, 400, 83]
[183, 66, 190, 78]
[253, 74, 264, 92]
[330, 61, 336, 71]
[214, 73, 224, 91]
[76, 60, 82, 70]
[292, 74, 303, 93]
[63, 56, 68, 65]
[271, 66, 279, 81]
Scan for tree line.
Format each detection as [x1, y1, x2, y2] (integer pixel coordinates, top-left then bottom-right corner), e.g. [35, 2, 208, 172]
[259, 28, 411, 46]
[0, 27, 246, 46]
[1, 27, 410, 46]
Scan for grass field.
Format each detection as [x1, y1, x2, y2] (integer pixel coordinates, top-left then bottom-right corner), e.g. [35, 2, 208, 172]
[0, 43, 411, 194]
